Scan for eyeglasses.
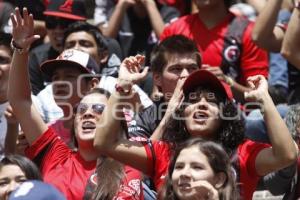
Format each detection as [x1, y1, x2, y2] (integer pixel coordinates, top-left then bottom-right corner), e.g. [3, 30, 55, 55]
[45, 17, 75, 29]
[75, 103, 106, 115]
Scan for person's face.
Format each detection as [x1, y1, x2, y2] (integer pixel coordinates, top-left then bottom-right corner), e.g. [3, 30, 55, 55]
[184, 91, 222, 138]
[153, 53, 199, 101]
[172, 145, 217, 200]
[64, 32, 101, 65]
[0, 164, 27, 200]
[52, 67, 93, 107]
[0, 46, 12, 101]
[45, 16, 76, 52]
[74, 93, 108, 145]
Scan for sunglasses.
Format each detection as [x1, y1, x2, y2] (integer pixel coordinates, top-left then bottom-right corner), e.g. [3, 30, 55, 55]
[45, 17, 75, 29]
[75, 103, 106, 115]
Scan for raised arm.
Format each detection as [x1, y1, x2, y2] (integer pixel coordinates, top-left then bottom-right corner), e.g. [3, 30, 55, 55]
[244, 75, 298, 176]
[141, 0, 165, 38]
[8, 8, 47, 145]
[281, 3, 300, 69]
[252, 0, 285, 51]
[94, 55, 150, 174]
[101, 0, 134, 38]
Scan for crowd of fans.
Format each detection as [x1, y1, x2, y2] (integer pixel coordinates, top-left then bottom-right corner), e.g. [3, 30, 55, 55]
[1, 0, 300, 199]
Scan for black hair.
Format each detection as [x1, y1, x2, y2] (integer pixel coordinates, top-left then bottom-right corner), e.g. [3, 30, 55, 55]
[162, 86, 245, 155]
[63, 21, 109, 58]
[0, 154, 42, 180]
[160, 138, 239, 200]
[0, 32, 13, 55]
[150, 35, 201, 74]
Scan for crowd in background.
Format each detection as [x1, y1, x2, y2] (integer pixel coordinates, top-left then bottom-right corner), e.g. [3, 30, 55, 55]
[1, 0, 300, 199]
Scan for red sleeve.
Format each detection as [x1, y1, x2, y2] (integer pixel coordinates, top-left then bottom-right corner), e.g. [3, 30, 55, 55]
[143, 140, 171, 189]
[25, 127, 71, 174]
[114, 166, 144, 200]
[239, 140, 270, 178]
[143, 140, 155, 177]
[239, 22, 269, 85]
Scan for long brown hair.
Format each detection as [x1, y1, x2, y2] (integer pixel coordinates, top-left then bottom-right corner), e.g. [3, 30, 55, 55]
[159, 138, 239, 200]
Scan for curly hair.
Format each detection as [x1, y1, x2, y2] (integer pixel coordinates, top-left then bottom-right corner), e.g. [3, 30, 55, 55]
[162, 86, 245, 155]
[159, 138, 239, 200]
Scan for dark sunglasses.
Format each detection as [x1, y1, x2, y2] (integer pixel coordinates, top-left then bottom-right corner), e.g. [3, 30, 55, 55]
[45, 17, 75, 29]
[75, 103, 106, 115]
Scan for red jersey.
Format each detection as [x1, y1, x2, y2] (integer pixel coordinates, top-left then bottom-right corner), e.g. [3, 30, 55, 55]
[25, 128, 96, 200]
[144, 139, 269, 200]
[160, 13, 269, 85]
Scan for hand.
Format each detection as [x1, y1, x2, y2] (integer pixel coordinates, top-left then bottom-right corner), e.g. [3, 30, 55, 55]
[190, 180, 219, 200]
[118, 55, 149, 88]
[165, 78, 185, 116]
[244, 75, 269, 103]
[10, 7, 40, 50]
[202, 65, 226, 81]
[4, 105, 18, 124]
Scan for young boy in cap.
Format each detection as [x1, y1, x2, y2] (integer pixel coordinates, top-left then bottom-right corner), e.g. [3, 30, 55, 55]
[29, 0, 87, 95]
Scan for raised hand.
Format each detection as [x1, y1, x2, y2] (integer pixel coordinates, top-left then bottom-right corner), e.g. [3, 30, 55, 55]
[244, 75, 269, 103]
[10, 7, 40, 50]
[118, 54, 149, 87]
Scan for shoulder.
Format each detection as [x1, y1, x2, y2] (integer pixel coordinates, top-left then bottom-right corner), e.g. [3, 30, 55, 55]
[30, 43, 52, 54]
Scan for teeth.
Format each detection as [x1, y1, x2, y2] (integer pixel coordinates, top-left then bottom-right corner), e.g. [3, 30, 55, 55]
[194, 112, 208, 119]
[82, 121, 96, 129]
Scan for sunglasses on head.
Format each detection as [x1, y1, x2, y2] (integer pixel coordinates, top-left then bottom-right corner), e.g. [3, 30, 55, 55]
[75, 103, 106, 115]
[45, 17, 75, 29]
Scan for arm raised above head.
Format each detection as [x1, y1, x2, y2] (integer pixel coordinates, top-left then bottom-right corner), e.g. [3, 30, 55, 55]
[94, 55, 150, 174]
[252, 0, 285, 52]
[281, 3, 300, 69]
[244, 75, 298, 176]
[8, 7, 47, 145]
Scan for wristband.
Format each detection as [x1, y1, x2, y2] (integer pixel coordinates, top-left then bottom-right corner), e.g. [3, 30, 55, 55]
[224, 76, 234, 87]
[115, 84, 131, 95]
[10, 40, 29, 54]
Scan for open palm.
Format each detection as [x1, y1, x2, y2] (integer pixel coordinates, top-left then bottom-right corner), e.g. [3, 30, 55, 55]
[118, 55, 149, 84]
[10, 7, 40, 50]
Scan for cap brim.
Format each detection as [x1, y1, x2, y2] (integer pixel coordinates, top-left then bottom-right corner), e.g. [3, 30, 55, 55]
[43, 11, 86, 20]
[183, 69, 233, 100]
[40, 59, 90, 77]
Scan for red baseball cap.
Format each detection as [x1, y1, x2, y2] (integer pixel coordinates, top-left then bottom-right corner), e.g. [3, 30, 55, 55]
[182, 69, 233, 100]
[43, 0, 87, 20]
